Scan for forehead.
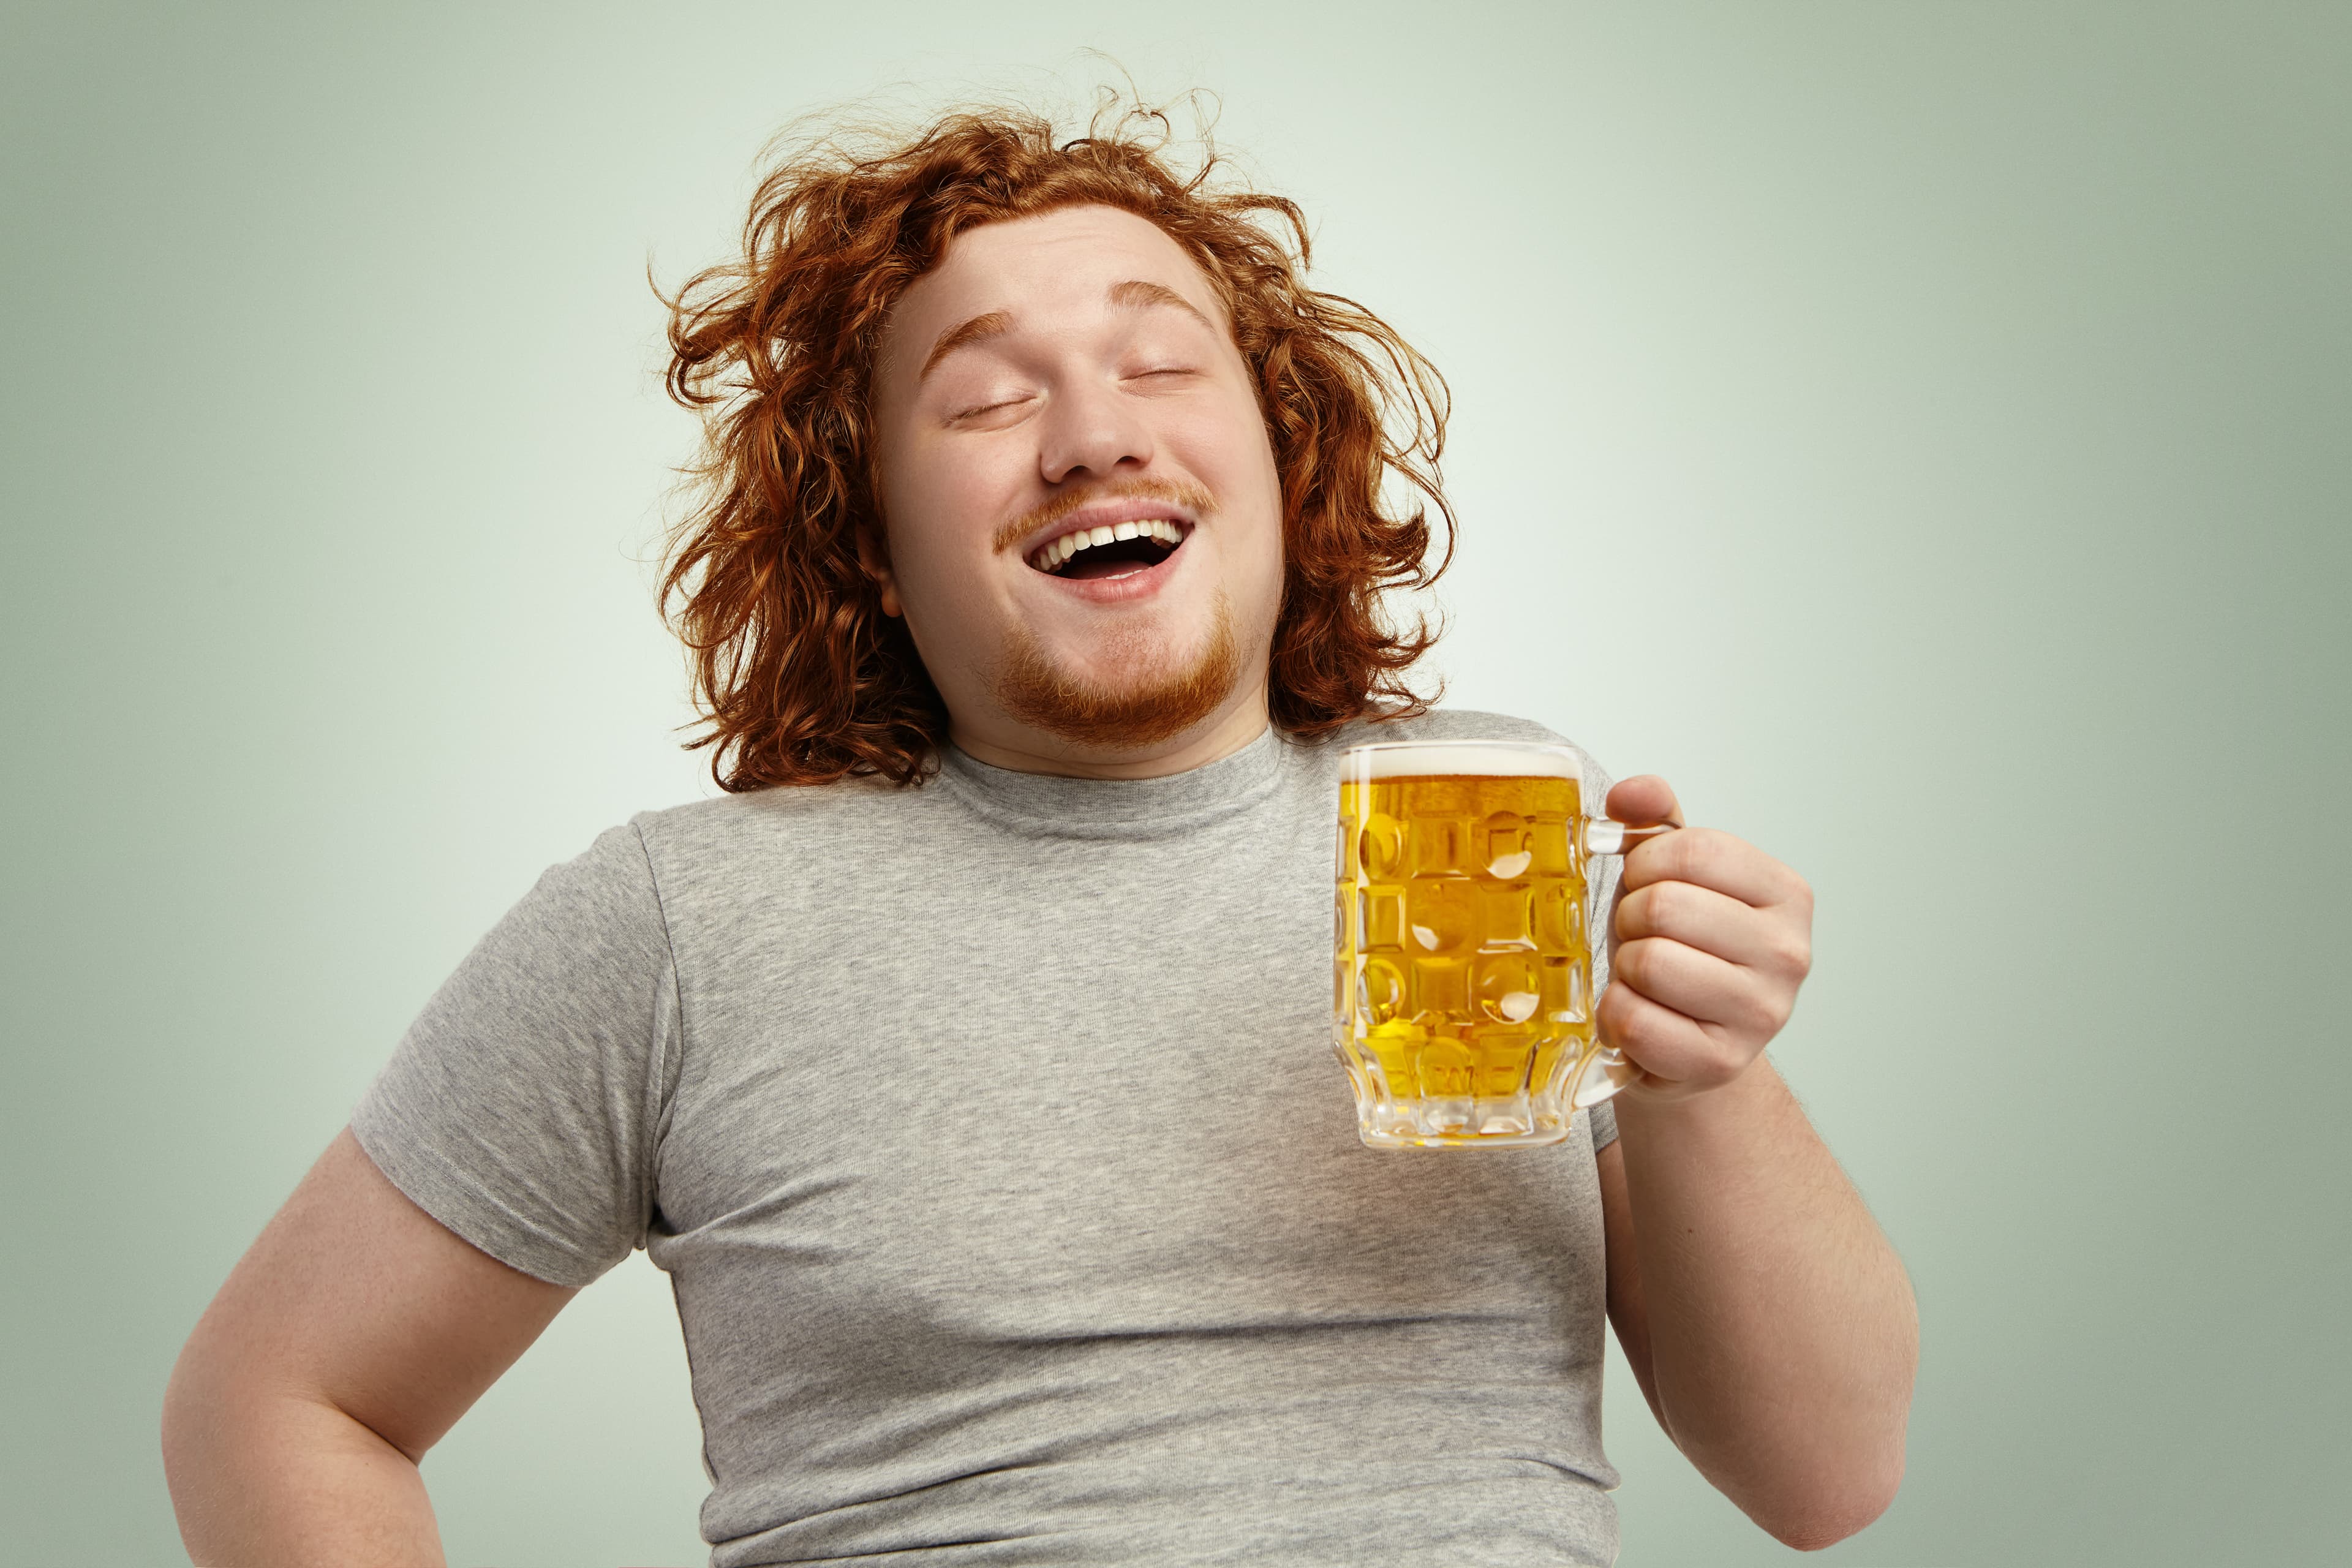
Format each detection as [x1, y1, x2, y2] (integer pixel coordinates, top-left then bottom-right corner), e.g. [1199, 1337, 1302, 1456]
[881, 205, 1226, 360]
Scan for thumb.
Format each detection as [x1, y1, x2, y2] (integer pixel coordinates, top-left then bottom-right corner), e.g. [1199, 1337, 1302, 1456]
[1604, 774, 1685, 829]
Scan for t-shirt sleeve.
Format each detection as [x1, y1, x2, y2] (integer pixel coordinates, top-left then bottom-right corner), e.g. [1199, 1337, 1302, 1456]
[349, 822, 680, 1287]
[1588, 1096, 1619, 1153]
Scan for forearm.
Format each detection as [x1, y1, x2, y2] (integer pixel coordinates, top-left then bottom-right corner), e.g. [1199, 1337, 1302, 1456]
[1614, 1058, 1917, 1545]
[162, 1369, 446, 1567]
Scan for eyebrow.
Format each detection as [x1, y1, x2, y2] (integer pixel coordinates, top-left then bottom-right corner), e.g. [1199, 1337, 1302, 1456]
[1106, 277, 1215, 330]
[918, 309, 1012, 383]
[916, 279, 1217, 383]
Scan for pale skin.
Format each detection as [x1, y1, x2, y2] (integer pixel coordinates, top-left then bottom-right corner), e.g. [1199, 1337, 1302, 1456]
[862, 205, 1287, 778]
[162, 203, 1915, 1562]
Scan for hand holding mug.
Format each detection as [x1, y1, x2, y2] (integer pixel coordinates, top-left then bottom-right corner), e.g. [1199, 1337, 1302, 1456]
[1596, 776, 1815, 1103]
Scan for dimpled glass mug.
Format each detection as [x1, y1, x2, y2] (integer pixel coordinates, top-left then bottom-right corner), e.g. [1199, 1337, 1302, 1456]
[1333, 741, 1668, 1150]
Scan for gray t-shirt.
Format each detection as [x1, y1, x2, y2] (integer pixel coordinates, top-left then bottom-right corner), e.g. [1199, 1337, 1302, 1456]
[353, 708, 1627, 1566]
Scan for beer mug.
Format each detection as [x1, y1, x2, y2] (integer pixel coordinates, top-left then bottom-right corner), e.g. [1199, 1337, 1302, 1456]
[1333, 741, 1668, 1149]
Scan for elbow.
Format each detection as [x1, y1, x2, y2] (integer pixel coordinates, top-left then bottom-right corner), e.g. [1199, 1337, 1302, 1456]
[160, 1350, 220, 1551]
[160, 1322, 274, 1518]
[1747, 1444, 1907, 1552]
[160, 1341, 203, 1468]
[160, 1336, 228, 1505]
[1763, 1508, 1886, 1554]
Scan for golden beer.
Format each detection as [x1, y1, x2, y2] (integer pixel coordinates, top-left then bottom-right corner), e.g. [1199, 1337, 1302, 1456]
[1333, 742, 1632, 1148]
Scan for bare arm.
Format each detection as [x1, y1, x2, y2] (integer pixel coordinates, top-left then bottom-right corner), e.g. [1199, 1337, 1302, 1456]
[1600, 1065, 1917, 1550]
[162, 1129, 576, 1566]
[1593, 776, 1918, 1550]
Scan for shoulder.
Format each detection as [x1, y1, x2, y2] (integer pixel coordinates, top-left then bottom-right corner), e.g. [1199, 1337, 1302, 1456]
[627, 771, 920, 845]
[617, 770, 951, 891]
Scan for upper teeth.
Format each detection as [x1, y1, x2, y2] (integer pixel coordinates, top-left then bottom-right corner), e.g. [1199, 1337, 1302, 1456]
[1028, 517, 1186, 571]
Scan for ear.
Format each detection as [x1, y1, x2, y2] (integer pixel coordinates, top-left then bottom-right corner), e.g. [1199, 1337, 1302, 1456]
[854, 522, 903, 619]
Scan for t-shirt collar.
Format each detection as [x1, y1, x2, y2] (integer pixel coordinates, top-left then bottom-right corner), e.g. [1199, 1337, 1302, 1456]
[932, 724, 1290, 839]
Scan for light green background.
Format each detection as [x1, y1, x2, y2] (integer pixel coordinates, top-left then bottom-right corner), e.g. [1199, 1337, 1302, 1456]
[4, 3, 2345, 1564]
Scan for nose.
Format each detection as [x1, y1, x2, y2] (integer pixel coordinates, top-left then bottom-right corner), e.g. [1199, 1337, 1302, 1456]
[1036, 374, 1155, 486]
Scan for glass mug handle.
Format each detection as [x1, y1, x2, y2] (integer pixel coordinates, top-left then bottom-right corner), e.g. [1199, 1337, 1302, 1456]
[1569, 816, 1675, 1107]
[1583, 820, 1675, 856]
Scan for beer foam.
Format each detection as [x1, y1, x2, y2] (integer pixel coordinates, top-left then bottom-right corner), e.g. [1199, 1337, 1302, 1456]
[1341, 741, 1578, 779]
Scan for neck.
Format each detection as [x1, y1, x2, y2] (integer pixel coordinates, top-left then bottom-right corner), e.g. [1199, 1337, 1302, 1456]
[948, 686, 1272, 780]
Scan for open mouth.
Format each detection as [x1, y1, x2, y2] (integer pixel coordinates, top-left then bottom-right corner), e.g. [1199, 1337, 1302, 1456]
[1025, 518, 1189, 581]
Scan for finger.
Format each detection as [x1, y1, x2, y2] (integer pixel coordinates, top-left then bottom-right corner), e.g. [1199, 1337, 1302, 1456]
[1604, 775, 1684, 829]
[1595, 979, 1735, 1090]
[1615, 880, 1812, 981]
[1611, 935, 1792, 1041]
[1620, 826, 1810, 911]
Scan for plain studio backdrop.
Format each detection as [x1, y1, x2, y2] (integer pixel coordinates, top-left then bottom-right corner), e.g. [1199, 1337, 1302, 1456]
[3, 4, 2346, 1564]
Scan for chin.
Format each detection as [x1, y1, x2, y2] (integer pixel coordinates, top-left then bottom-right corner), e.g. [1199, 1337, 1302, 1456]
[995, 596, 1243, 750]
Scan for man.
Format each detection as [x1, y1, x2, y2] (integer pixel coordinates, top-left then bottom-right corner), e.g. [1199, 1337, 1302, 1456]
[164, 100, 1917, 1566]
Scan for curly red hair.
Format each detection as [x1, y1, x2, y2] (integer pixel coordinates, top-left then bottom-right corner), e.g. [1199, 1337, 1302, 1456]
[659, 94, 1453, 790]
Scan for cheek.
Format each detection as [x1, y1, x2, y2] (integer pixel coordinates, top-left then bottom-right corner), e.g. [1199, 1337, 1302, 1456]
[1206, 409, 1285, 576]
[879, 439, 995, 579]
[1170, 396, 1281, 512]
[870, 443, 1024, 665]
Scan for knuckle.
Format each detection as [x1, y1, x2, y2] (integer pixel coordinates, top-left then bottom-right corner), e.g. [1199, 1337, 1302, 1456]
[1672, 831, 1719, 880]
[1751, 988, 1794, 1037]
[1786, 872, 1815, 913]
[1599, 972, 1643, 1016]
[1773, 929, 1813, 979]
[1594, 986, 1634, 1046]
[1700, 826, 1744, 861]
[1611, 998, 1669, 1055]
[1615, 884, 1656, 940]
